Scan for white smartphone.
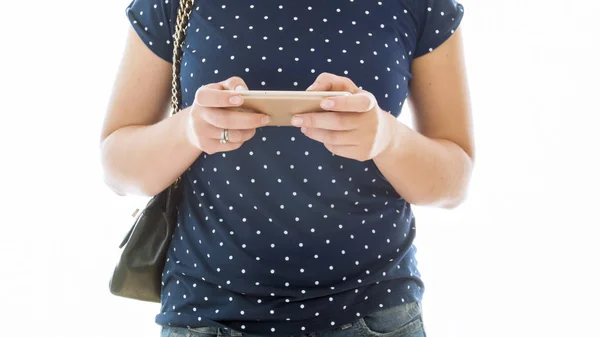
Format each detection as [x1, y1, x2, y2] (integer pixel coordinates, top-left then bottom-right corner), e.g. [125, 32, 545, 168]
[225, 90, 352, 126]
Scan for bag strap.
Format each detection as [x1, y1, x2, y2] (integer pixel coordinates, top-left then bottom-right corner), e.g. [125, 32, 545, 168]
[166, 0, 194, 195]
[170, 0, 195, 114]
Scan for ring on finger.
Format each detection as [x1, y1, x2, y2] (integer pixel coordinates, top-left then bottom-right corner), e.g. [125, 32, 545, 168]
[220, 128, 230, 144]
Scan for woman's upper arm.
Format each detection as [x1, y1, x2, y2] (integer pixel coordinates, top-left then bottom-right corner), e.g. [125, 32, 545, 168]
[100, 0, 180, 143]
[100, 27, 173, 143]
[408, 0, 474, 160]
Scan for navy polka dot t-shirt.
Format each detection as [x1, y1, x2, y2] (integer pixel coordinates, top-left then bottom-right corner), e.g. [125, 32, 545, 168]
[125, 0, 463, 335]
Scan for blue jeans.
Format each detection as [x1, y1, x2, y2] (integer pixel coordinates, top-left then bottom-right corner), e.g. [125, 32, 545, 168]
[160, 302, 426, 337]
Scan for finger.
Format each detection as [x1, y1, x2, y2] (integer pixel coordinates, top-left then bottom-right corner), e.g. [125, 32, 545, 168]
[194, 84, 244, 108]
[320, 92, 376, 112]
[203, 123, 256, 143]
[220, 76, 249, 91]
[202, 107, 270, 129]
[227, 106, 259, 114]
[300, 127, 360, 146]
[307, 72, 360, 93]
[291, 112, 360, 131]
[307, 72, 347, 91]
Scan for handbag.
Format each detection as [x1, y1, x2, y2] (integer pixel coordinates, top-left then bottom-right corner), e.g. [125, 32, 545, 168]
[108, 0, 195, 303]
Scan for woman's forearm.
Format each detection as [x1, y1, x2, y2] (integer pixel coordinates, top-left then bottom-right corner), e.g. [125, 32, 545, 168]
[373, 118, 474, 209]
[100, 107, 202, 197]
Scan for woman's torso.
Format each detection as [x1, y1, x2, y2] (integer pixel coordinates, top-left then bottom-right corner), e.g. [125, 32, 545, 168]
[150, 1, 426, 335]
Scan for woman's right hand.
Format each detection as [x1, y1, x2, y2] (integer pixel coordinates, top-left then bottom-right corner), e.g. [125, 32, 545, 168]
[184, 76, 270, 155]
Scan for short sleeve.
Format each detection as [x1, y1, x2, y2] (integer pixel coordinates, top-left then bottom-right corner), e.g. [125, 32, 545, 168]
[125, 0, 180, 63]
[413, 0, 464, 58]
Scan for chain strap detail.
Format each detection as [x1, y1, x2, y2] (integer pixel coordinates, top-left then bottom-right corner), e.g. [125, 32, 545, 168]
[171, 0, 195, 115]
[170, 0, 194, 188]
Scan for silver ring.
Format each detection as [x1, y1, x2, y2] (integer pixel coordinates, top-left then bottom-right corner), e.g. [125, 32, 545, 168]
[220, 129, 229, 144]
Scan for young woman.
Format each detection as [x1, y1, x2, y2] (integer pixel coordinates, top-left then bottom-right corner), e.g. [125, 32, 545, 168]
[101, 1, 473, 336]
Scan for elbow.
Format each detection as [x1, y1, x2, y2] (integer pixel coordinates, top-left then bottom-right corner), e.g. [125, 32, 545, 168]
[104, 180, 127, 197]
[409, 170, 473, 210]
[101, 170, 127, 197]
[99, 141, 122, 196]
[99, 140, 157, 198]
[440, 155, 474, 209]
[438, 190, 468, 209]
[438, 171, 473, 209]
[406, 191, 466, 209]
[101, 164, 160, 197]
[399, 145, 475, 210]
[99, 139, 127, 196]
[102, 170, 158, 197]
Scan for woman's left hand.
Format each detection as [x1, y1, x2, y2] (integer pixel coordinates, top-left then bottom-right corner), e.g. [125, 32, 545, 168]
[291, 72, 398, 162]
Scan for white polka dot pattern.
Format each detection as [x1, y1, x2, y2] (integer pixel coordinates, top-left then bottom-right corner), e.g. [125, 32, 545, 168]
[125, 0, 463, 335]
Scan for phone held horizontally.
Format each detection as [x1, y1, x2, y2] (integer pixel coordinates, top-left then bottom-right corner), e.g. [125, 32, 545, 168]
[224, 90, 352, 126]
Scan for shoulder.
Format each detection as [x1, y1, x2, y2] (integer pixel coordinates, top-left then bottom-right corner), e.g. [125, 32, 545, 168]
[409, 0, 465, 58]
[125, 0, 183, 63]
[126, 0, 182, 32]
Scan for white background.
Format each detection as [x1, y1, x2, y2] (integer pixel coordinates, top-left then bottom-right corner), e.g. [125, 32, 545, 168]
[1, 0, 599, 336]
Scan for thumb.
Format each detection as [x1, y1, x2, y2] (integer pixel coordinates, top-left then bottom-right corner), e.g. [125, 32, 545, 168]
[222, 76, 249, 91]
